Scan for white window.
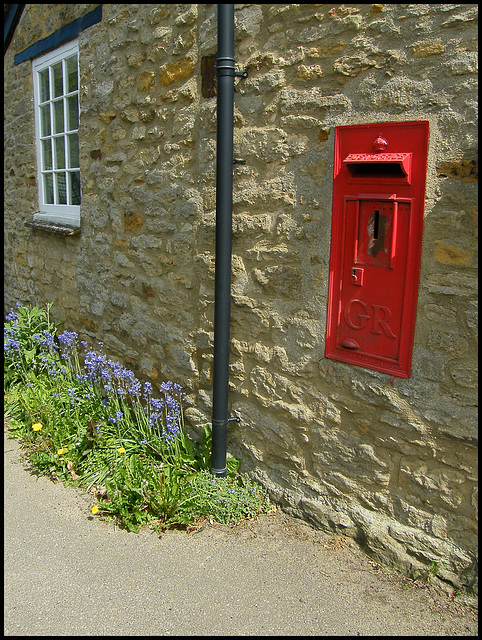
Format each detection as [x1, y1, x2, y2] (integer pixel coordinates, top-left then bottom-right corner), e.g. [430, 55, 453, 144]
[32, 40, 80, 226]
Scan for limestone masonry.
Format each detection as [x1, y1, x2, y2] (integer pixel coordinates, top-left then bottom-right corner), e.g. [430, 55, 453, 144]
[4, 4, 478, 593]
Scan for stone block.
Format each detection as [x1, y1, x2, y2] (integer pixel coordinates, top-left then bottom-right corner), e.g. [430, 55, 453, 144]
[159, 58, 194, 86]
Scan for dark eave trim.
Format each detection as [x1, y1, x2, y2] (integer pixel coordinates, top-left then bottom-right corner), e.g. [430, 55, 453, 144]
[4, 4, 25, 55]
[14, 4, 102, 65]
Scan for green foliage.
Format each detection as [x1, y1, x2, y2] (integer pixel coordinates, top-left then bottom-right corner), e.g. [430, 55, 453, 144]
[4, 303, 271, 532]
[181, 470, 271, 525]
[4, 302, 59, 388]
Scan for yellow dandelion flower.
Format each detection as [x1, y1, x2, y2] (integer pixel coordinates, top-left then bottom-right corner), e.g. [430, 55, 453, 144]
[117, 447, 126, 454]
[32, 423, 43, 431]
[91, 505, 99, 515]
[57, 448, 64, 455]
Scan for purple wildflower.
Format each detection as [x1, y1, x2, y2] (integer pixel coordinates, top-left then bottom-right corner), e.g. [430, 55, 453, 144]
[58, 331, 78, 350]
[4, 309, 18, 323]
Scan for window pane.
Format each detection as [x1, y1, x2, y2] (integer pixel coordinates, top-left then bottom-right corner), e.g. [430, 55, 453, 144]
[42, 139, 52, 170]
[54, 137, 65, 169]
[53, 100, 64, 134]
[56, 172, 67, 204]
[34, 42, 81, 213]
[39, 69, 50, 102]
[67, 94, 79, 131]
[70, 171, 81, 205]
[66, 55, 78, 92]
[40, 104, 51, 136]
[43, 174, 54, 204]
[67, 133, 79, 168]
[52, 62, 63, 98]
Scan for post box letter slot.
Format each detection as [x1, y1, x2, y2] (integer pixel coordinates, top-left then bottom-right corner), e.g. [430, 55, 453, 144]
[343, 152, 412, 182]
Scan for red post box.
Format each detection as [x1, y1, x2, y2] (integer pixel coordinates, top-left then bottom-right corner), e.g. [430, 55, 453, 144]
[325, 121, 430, 378]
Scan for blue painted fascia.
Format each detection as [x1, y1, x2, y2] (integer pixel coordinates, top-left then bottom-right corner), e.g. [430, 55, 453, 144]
[14, 4, 102, 65]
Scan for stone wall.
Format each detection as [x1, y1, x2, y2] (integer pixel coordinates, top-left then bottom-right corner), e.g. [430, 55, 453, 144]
[4, 4, 478, 592]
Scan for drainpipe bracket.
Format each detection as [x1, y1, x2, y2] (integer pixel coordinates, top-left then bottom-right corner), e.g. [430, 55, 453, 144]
[216, 56, 248, 79]
[212, 416, 240, 428]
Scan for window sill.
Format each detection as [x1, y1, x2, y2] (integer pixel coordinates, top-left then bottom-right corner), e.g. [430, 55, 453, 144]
[25, 219, 81, 236]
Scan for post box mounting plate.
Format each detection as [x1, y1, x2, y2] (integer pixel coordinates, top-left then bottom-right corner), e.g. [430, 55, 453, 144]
[325, 120, 430, 378]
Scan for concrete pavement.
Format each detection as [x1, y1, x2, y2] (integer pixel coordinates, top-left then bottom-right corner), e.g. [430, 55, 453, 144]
[4, 428, 477, 636]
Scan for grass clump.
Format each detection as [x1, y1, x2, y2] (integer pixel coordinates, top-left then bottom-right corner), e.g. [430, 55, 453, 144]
[4, 302, 271, 532]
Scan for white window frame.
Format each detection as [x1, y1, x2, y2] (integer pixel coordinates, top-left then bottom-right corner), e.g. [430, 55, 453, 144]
[32, 39, 81, 226]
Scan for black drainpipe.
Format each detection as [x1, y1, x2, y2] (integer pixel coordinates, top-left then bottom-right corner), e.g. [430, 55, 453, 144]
[210, 4, 245, 476]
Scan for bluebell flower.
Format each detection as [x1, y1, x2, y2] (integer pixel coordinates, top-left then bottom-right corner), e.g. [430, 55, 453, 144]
[150, 398, 164, 411]
[4, 337, 21, 353]
[143, 382, 152, 397]
[122, 368, 135, 382]
[41, 330, 57, 352]
[48, 363, 59, 377]
[127, 379, 141, 397]
[164, 414, 180, 438]
[84, 350, 107, 375]
[149, 412, 162, 429]
[4, 308, 18, 323]
[58, 330, 78, 350]
[108, 411, 124, 424]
